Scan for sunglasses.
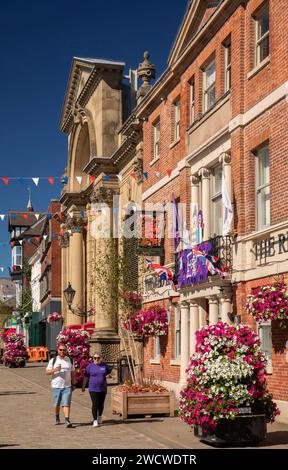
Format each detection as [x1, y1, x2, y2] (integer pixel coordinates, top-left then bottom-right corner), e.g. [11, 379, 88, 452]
[59, 349, 67, 352]
[93, 357, 101, 359]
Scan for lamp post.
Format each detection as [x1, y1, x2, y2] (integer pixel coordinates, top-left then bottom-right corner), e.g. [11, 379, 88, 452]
[63, 282, 93, 323]
[63, 282, 76, 310]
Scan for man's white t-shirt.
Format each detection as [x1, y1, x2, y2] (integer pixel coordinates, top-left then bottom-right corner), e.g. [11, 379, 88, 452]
[46, 356, 74, 389]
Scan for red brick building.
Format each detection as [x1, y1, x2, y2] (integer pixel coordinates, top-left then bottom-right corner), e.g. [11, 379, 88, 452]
[135, 0, 288, 422]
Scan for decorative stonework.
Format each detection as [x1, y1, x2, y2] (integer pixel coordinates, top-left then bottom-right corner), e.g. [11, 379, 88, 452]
[219, 152, 231, 165]
[66, 215, 87, 233]
[137, 52, 156, 103]
[191, 174, 199, 186]
[90, 186, 115, 205]
[72, 103, 88, 125]
[199, 167, 211, 179]
[59, 231, 70, 248]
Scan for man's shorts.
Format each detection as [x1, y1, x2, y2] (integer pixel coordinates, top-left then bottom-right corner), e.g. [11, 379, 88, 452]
[52, 387, 72, 407]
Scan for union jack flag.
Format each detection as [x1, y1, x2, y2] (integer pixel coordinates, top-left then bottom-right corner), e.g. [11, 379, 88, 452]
[145, 259, 174, 283]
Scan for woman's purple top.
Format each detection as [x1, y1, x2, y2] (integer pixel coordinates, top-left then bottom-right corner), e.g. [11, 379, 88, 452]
[85, 362, 112, 392]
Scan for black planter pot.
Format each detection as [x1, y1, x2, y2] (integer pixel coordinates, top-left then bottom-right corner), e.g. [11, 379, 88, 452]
[194, 414, 267, 447]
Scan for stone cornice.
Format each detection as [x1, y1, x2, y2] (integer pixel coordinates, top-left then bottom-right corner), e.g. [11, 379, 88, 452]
[60, 187, 92, 212]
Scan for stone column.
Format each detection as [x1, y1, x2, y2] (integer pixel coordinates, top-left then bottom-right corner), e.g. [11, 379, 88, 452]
[69, 224, 84, 325]
[89, 184, 121, 362]
[221, 297, 232, 324]
[199, 168, 211, 240]
[198, 298, 207, 328]
[180, 302, 190, 386]
[208, 297, 219, 325]
[189, 302, 199, 356]
[60, 228, 70, 326]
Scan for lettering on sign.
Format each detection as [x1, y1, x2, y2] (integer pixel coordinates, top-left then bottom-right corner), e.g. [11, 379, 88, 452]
[253, 232, 288, 262]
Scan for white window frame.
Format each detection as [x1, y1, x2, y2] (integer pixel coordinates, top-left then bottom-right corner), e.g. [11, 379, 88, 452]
[254, 2, 270, 66]
[175, 307, 181, 359]
[211, 164, 223, 236]
[190, 78, 195, 125]
[257, 321, 272, 373]
[224, 40, 231, 92]
[153, 336, 161, 360]
[12, 245, 22, 268]
[203, 58, 216, 112]
[174, 100, 181, 141]
[255, 144, 270, 230]
[153, 120, 160, 159]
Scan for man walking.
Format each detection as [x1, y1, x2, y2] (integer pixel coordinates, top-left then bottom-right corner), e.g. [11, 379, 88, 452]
[46, 343, 75, 427]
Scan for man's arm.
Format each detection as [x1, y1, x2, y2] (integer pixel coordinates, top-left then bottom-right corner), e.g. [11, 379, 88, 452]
[46, 363, 61, 375]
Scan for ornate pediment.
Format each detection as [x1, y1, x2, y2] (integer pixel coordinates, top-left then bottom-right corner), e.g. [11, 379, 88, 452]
[168, 0, 222, 67]
[60, 57, 125, 133]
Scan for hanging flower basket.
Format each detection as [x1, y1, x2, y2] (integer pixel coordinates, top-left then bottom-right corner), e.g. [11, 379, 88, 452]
[47, 312, 63, 323]
[124, 305, 168, 337]
[56, 329, 91, 387]
[178, 322, 279, 442]
[246, 282, 288, 326]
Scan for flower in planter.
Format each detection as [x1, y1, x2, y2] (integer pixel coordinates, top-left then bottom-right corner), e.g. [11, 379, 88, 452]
[1, 330, 28, 366]
[246, 282, 288, 324]
[179, 322, 279, 433]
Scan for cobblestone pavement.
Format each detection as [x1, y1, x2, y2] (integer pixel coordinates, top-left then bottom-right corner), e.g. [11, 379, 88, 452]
[0, 363, 288, 449]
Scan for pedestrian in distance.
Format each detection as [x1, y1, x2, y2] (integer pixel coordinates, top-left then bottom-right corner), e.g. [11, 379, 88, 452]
[46, 343, 76, 427]
[82, 353, 112, 427]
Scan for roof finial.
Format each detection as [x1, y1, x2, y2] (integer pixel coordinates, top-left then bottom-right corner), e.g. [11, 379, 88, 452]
[27, 187, 34, 212]
[137, 51, 156, 103]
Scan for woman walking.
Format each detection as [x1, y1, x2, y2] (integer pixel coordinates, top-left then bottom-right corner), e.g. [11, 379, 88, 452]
[82, 353, 112, 427]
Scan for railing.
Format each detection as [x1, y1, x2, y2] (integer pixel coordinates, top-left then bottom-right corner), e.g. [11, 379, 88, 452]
[208, 235, 233, 273]
[174, 235, 233, 288]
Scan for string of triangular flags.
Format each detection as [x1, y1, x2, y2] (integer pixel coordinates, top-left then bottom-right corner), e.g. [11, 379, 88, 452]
[0, 209, 87, 222]
[0, 169, 174, 187]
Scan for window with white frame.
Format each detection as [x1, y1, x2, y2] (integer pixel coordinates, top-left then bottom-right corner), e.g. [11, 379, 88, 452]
[190, 78, 195, 125]
[258, 321, 272, 371]
[174, 99, 181, 141]
[153, 120, 160, 159]
[224, 39, 231, 92]
[254, 2, 269, 66]
[211, 165, 223, 236]
[203, 58, 216, 112]
[175, 307, 181, 359]
[255, 144, 270, 230]
[153, 336, 160, 360]
[12, 245, 22, 267]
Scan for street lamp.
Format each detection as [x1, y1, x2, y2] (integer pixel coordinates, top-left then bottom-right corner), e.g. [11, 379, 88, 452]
[63, 282, 76, 310]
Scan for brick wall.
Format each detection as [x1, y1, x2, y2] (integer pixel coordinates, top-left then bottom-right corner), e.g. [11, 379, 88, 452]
[235, 275, 288, 402]
[142, 299, 180, 384]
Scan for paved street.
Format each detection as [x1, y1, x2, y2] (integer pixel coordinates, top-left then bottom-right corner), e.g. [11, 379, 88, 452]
[0, 363, 288, 449]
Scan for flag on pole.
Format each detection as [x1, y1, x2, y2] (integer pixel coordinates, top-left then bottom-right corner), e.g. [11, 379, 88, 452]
[222, 166, 233, 235]
[145, 258, 174, 282]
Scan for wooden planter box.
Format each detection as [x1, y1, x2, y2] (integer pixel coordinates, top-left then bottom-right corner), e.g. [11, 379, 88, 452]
[194, 414, 267, 447]
[111, 388, 174, 419]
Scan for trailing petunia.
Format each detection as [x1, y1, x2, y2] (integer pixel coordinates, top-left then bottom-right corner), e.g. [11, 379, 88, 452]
[179, 322, 279, 433]
[246, 282, 288, 323]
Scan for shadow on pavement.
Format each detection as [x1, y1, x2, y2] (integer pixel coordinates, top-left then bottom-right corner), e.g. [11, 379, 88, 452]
[72, 418, 164, 428]
[261, 431, 288, 447]
[0, 444, 19, 448]
[0, 391, 36, 396]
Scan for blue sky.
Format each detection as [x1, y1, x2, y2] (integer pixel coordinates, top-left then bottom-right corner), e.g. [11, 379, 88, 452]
[0, 0, 188, 275]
